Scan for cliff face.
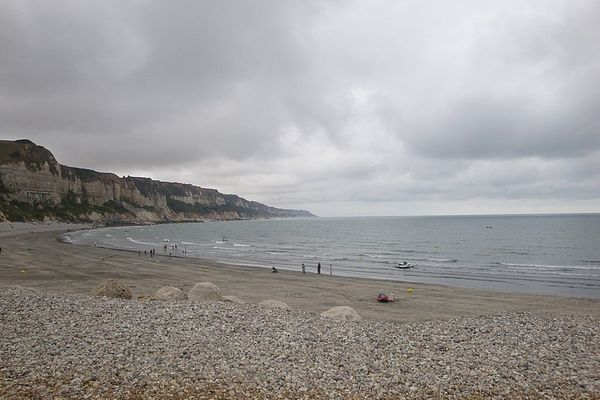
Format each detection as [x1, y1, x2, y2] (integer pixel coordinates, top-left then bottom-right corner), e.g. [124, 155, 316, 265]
[0, 140, 315, 223]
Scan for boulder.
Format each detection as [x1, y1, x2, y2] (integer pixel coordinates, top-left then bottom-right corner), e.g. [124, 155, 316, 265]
[153, 286, 186, 301]
[188, 282, 222, 302]
[320, 306, 361, 321]
[259, 299, 290, 310]
[222, 295, 246, 304]
[93, 279, 132, 300]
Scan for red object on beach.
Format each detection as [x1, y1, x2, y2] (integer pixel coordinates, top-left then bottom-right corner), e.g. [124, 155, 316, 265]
[377, 293, 394, 303]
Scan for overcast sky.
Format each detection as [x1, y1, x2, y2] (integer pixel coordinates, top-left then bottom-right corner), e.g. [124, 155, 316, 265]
[1, 1, 599, 216]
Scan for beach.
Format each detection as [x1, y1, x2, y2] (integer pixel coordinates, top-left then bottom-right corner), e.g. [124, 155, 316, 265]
[1, 223, 599, 399]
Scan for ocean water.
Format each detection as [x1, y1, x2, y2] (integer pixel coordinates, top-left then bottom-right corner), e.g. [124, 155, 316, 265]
[67, 214, 600, 298]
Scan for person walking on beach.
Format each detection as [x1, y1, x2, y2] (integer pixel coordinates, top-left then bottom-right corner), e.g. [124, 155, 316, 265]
[302, 263, 306, 274]
[329, 264, 333, 276]
[317, 262, 321, 274]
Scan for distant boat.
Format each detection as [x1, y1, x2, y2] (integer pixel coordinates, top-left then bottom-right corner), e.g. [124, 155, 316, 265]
[395, 262, 414, 269]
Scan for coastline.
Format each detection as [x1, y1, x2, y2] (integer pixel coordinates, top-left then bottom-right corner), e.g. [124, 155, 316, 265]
[1, 222, 598, 322]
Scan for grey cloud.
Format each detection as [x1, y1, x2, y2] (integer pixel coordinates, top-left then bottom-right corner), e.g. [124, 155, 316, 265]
[405, 93, 600, 159]
[0, 0, 598, 215]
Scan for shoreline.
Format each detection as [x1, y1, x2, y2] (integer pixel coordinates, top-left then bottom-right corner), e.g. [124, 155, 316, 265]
[61, 218, 600, 300]
[1, 222, 598, 322]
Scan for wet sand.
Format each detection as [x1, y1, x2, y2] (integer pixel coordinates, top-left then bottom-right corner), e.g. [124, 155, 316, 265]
[1, 223, 598, 322]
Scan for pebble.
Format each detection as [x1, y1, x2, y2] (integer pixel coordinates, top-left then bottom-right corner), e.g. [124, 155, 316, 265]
[0, 287, 598, 399]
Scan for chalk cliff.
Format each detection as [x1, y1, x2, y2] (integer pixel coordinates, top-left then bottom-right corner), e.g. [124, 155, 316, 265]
[0, 139, 315, 223]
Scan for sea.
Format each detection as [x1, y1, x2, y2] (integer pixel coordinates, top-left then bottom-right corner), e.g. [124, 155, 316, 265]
[66, 214, 600, 299]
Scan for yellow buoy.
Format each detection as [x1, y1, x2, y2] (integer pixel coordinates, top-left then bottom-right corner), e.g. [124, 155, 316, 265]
[407, 288, 413, 294]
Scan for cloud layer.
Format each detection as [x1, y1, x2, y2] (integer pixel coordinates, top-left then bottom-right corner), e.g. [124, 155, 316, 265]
[1, 0, 599, 216]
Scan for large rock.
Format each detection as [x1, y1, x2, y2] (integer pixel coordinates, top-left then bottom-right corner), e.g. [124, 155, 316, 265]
[188, 282, 222, 302]
[259, 300, 290, 310]
[93, 279, 132, 300]
[320, 306, 361, 321]
[153, 286, 186, 301]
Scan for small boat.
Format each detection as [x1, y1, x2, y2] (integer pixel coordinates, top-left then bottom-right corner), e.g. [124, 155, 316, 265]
[395, 262, 414, 269]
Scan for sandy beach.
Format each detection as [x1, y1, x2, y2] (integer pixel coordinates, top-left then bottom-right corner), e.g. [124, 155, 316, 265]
[1, 223, 599, 399]
[1, 223, 598, 322]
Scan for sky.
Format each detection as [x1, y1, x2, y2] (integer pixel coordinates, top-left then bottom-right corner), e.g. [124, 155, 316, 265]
[1, 1, 599, 217]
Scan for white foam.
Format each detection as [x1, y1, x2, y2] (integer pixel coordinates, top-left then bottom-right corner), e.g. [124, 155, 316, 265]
[126, 237, 160, 246]
[496, 262, 600, 271]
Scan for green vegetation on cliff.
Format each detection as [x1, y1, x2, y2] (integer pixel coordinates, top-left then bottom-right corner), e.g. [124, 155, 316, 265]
[0, 193, 134, 222]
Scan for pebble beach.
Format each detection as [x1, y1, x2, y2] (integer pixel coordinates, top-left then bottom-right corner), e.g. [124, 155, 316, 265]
[1, 287, 598, 399]
[1, 223, 599, 399]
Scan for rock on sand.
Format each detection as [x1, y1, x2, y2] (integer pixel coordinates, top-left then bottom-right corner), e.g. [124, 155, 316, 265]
[259, 299, 290, 310]
[93, 279, 132, 300]
[320, 306, 362, 321]
[153, 286, 186, 301]
[188, 282, 222, 302]
[222, 295, 246, 304]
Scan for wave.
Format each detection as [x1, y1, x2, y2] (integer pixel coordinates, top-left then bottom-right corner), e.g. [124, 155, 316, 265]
[233, 243, 251, 247]
[491, 262, 600, 271]
[417, 257, 458, 263]
[60, 234, 73, 244]
[358, 252, 399, 258]
[126, 237, 160, 246]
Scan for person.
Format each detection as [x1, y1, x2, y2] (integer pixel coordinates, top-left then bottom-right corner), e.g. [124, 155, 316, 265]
[301, 263, 306, 274]
[272, 266, 278, 273]
[317, 262, 321, 274]
[329, 264, 333, 276]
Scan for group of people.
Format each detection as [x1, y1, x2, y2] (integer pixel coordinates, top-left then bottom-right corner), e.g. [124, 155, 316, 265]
[142, 249, 156, 257]
[301, 262, 332, 276]
[138, 244, 189, 258]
